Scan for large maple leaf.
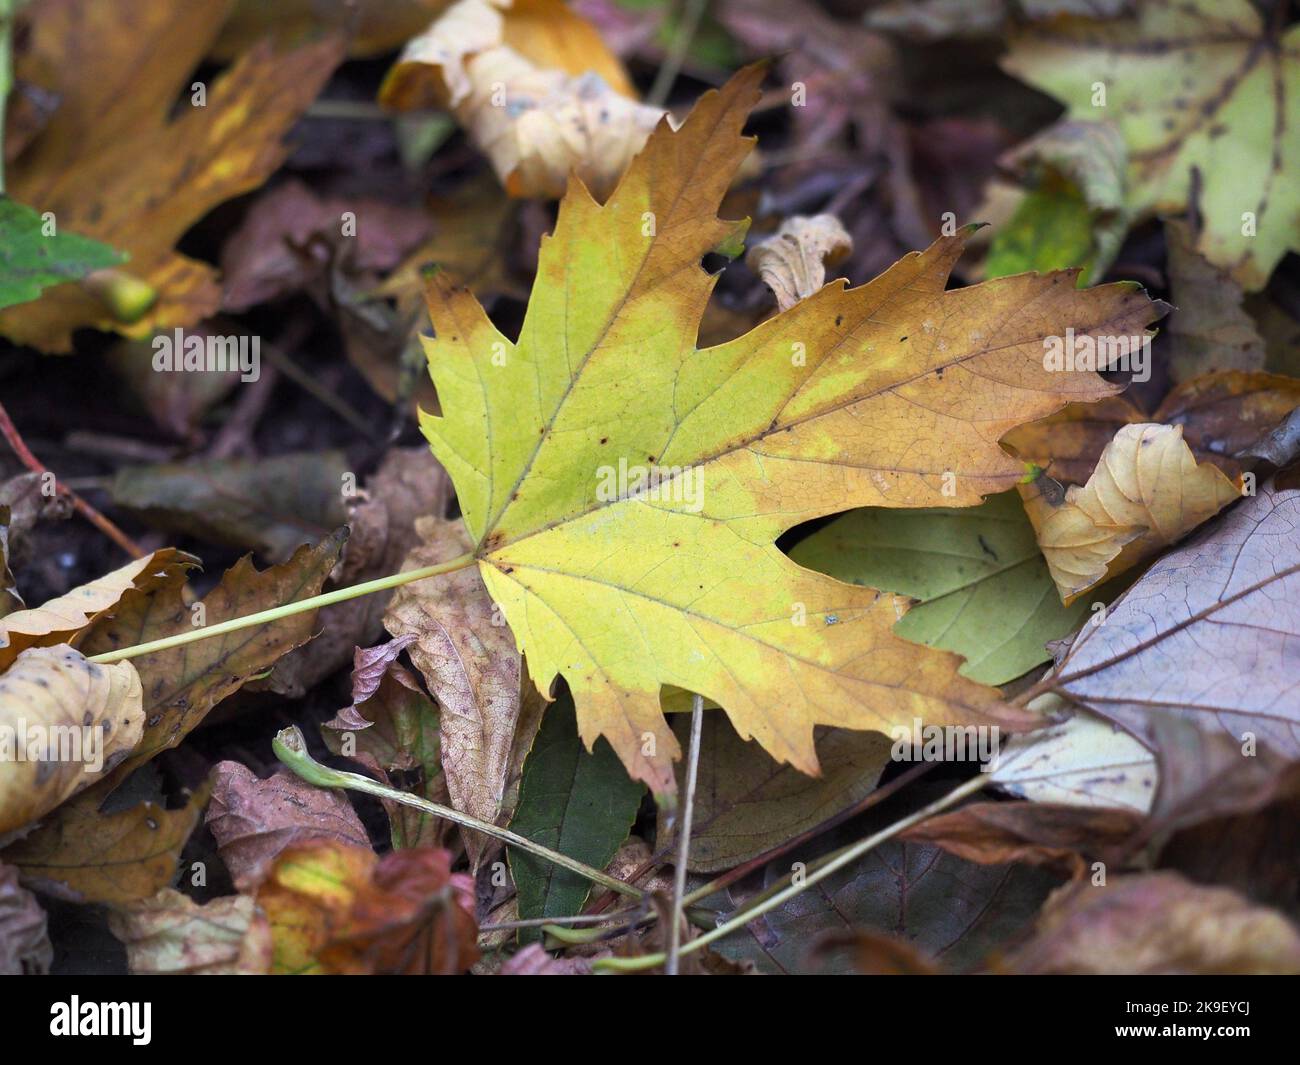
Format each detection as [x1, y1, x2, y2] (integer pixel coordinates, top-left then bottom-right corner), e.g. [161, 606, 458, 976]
[419, 66, 1163, 793]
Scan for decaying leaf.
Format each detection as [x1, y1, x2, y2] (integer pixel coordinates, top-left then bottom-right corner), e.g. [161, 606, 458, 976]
[206, 762, 370, 892]
[1049, 480, 1300, 764]
[1001, 873, 1300, 974]
[674, 713, 892, 874]
[323, 662, 448, 850]
[384, 516, 521, 866]
[2, 784, 209, 905]
[381, 0, 662, 198]
[0, 860, 52, 974]
[1002, 0, 1300, 289]
[0, 646, 144, 838]
[2, 0, 346, 350]
[257, 840, 479, 975]
[108, 889, 272, 975]
[1021, 423, 1243, 603]
[79, 531, 347, 778]
[0, 547, 193, 670]
[419, 66, 1163, 791]
[745, 214, 853, 311]
[1165, 219, 1267, 381]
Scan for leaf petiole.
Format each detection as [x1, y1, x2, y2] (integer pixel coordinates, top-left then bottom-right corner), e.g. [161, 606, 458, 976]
[85, 550, 478, 664]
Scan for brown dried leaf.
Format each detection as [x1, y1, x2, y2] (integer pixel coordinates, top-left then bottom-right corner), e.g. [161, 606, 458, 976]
[1050, 479, 1300, 767]
[107, 888, 272, 975]
[2, 784, 209, 905]
[79, 531, 347, 780]
[1002, 873, 1300, 975]
[384, 516, 521, 867]
[206, 762, 369, 892]
[0, 548, 193, 670]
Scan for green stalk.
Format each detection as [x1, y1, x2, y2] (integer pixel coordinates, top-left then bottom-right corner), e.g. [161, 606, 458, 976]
[0, 0, 15, 196]
[273, 725, 644, 902]
[591, 772, 991, 973]
[86, 552, 477, 664]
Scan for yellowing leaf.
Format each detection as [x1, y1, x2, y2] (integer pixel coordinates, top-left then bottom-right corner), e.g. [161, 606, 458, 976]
[0, 548, 191, 670]
[418, 67, 1164, 792]
[380, 0, 661, 199]
[1023, 423, 1244, 604]
[1, 1, 345, 350]
[0, 647, 144, 838]
[1002, 0, 1300, 289]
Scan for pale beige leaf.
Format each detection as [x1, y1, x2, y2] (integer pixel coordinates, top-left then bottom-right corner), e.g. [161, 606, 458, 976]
[108, 888, 272, 975]
[745, 214, 853, 311]
[1022, 423, 1243, 604]
[0, 646, 144, 838]
[384, 516, 521, 867]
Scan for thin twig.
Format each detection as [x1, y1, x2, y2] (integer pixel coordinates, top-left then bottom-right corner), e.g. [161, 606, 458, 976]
[592, 772, 992, 972]
[665, 693, 704, 974]
[646, 0, 710, 108]
[0, 400, 145, 558]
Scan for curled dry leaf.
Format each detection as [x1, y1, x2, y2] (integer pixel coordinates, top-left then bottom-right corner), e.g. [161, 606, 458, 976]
[322, 663, 448, 850]
[108, 888, 272, 975]
[0, 646, 144, 839]
[419, 65, 1163, 791]
[257, 840, 479, 975]
[499, 942, 592, 975]
[0, 547, 192, 669]
[1021, 423, 1243, 604]
[0, 860, 52, 974]
[1, 784, 210, 905]
[384, 516, 521, 867]
[380, 0, 663, 199]
[206, 762, 370, 892]
[745, 214, 853, 311]
[1, 0, 346, 350]
[1049, 479, 1300, 765]
[1001, 873, 1300, 975]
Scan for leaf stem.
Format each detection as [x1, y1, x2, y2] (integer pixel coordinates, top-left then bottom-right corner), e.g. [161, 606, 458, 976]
[665, 693, 704, 974]
[85, 551, 478, 664]
[0, 0, 13, 196]
[591, 772, 991, 973]
[273, 725, 644, 902]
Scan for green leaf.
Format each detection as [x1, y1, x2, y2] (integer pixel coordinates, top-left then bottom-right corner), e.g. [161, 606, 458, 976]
[0, 198, 126, 310]
[506, 691, 644, 941]
[789, 491, 1090, 685]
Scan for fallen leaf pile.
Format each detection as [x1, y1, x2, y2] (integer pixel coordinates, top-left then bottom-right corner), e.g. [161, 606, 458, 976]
[1, 0, 1299, 983]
